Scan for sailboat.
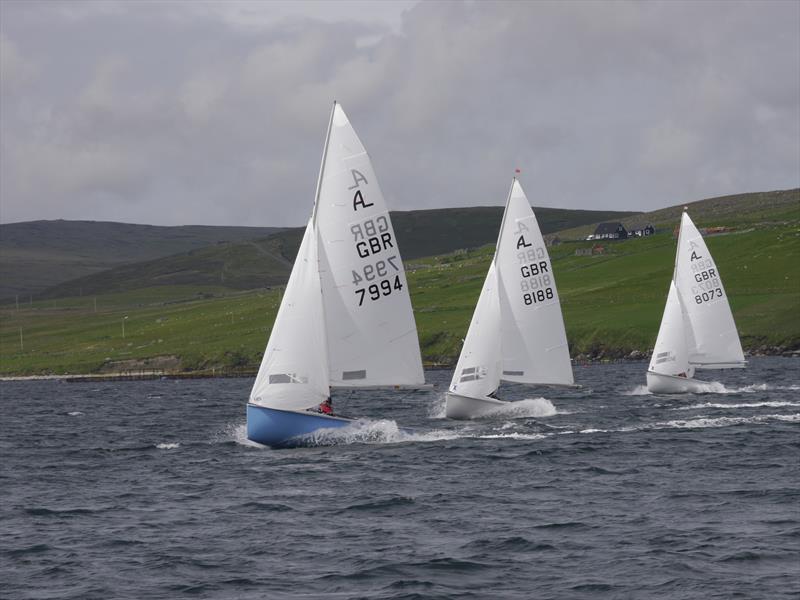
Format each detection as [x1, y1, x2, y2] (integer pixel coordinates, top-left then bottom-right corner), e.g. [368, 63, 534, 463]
[646, 210, 745, 393]
[247, 102, 425, 447]
[445, 178, 575, 419]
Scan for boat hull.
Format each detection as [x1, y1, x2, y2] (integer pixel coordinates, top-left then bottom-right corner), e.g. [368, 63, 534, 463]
[247, 403, 353, 448]
[445, 392, 507, 419]
[646, 372, 711, 394]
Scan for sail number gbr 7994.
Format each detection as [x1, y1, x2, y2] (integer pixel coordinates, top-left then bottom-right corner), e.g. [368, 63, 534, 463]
[346, 167, 403, 308]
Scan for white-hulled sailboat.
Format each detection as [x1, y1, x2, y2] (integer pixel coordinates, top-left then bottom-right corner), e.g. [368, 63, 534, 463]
[247, 102, 425, 447]
[445, 178, 574, 419]
[646, 210, 745, 393]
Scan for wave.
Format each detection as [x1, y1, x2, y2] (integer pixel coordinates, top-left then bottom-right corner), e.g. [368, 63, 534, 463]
[478, 432, 548, 440]
[574, 413, 800, 435]
[302, 419, 461, 446]
[622, 385, 652, 396]
[685, 382, 791, 395]
[155, 442, 180, 450]
[429, 394, 559, 419]
[67, 411, 84, 416]
[229, 423, 266, 448]
[674, 401, 800, 411]
[481, 397, 557, 419]
[652, 414, 800, 430]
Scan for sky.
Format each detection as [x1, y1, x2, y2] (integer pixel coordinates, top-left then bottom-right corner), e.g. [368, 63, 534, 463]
[1, 0, 798, 227]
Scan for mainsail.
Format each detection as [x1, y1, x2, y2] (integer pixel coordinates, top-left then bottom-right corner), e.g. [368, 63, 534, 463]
[315, 104, 425, 387]
[449, 178, 574, 397]
[496, 181, 574, 386]
[673, 212, 745, 369]
[250, 102, 424, 413]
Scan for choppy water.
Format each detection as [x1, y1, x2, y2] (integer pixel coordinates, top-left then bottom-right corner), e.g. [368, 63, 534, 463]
[2, 358, 799, 599]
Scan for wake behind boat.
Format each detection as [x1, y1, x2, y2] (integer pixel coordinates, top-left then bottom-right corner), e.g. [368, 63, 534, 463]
[247, 102, 425, 448]
[646, 210, 746, 393]
[445, 177, 575, 419]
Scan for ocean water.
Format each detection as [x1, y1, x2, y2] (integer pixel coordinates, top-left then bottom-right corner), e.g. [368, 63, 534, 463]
[2, 357, 798, 599]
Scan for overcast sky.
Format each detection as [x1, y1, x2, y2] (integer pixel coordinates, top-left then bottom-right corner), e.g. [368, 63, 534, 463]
[1, 0, 798, 227]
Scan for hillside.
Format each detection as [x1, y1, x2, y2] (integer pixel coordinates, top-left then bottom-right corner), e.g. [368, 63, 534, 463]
[555, 188, 799, 241]
[0, 220, 283, 299]
[32, 206, 636, 300]
[1, 190, 797, 376]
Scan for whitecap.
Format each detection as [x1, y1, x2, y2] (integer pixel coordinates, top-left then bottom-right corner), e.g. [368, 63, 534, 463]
[653, 413, 800, 430]
[622, 385, 652, 396]
[302, 419, 462, 446]
[67, 411, 84, 416]
[479, 432, 548, 440]
[479, 397, 558, 419]
[674, 401, 800, 411]
[155, 442, 180, 450]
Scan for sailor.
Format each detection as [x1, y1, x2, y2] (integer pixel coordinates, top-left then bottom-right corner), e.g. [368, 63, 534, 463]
[318, 398, 334, 415]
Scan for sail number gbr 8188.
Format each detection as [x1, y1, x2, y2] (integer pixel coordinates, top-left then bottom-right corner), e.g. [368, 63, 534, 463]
[346, 169, 403, 307]
[513, 220, 555, 306]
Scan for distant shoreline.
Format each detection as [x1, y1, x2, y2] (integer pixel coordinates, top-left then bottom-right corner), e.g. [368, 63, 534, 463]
[2, 352, 796, 383]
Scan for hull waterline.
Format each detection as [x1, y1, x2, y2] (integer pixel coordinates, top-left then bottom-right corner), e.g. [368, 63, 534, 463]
[646, 372, 711, 394]
[247, 403, 353, 448]
[445, 392, 508, 419]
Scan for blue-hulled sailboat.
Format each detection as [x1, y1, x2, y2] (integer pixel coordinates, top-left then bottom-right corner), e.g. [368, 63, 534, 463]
[247, 102, 425, 448]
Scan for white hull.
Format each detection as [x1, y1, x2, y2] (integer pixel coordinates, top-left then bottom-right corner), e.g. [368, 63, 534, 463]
[445, 392, 507, 419]
[646, 371, 710, 394]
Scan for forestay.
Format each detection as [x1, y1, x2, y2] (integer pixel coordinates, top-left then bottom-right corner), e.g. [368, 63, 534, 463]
[448, 263, 502, 397]
[315, 104, 425, 387]
[250, 220, 330, 411]
[496, 180, 574, 386]
[673, 212, 745, 369]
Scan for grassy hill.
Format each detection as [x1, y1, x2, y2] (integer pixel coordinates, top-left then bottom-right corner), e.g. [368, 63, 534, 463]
[1, 190, 797, 376]
[556, 188, 799, 241]
[0, 220, 283, 299]
[30, 206, 636, 301]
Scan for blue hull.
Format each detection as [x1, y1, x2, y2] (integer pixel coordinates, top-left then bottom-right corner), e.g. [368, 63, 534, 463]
[246, 403, 353, 448]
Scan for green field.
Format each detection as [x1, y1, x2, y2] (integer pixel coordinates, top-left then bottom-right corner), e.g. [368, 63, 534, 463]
[1, 223, 797, 376]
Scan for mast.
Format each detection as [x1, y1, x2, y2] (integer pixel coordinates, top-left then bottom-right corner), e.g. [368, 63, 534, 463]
[495, 177, 517, 257]
[311, 101, 337, 226]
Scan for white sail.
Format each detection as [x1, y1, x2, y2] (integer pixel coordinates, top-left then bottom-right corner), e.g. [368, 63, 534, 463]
[495, 180, 574, 386]
[673, 212, 745, 369]
[250, 219, 330, 411]
[448, 262, 502, 398]
[648, 280, 694, 377]
[314, 104, 424, 387]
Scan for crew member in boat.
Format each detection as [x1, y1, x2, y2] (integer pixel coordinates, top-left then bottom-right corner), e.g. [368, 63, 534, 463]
[317, 398, 334, 415]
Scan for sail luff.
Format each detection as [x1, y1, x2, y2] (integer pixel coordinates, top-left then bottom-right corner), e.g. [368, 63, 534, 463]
[311, 102, 337, 227]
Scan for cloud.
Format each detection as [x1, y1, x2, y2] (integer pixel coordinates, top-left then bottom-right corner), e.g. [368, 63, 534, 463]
[0, 0, 798, 226]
